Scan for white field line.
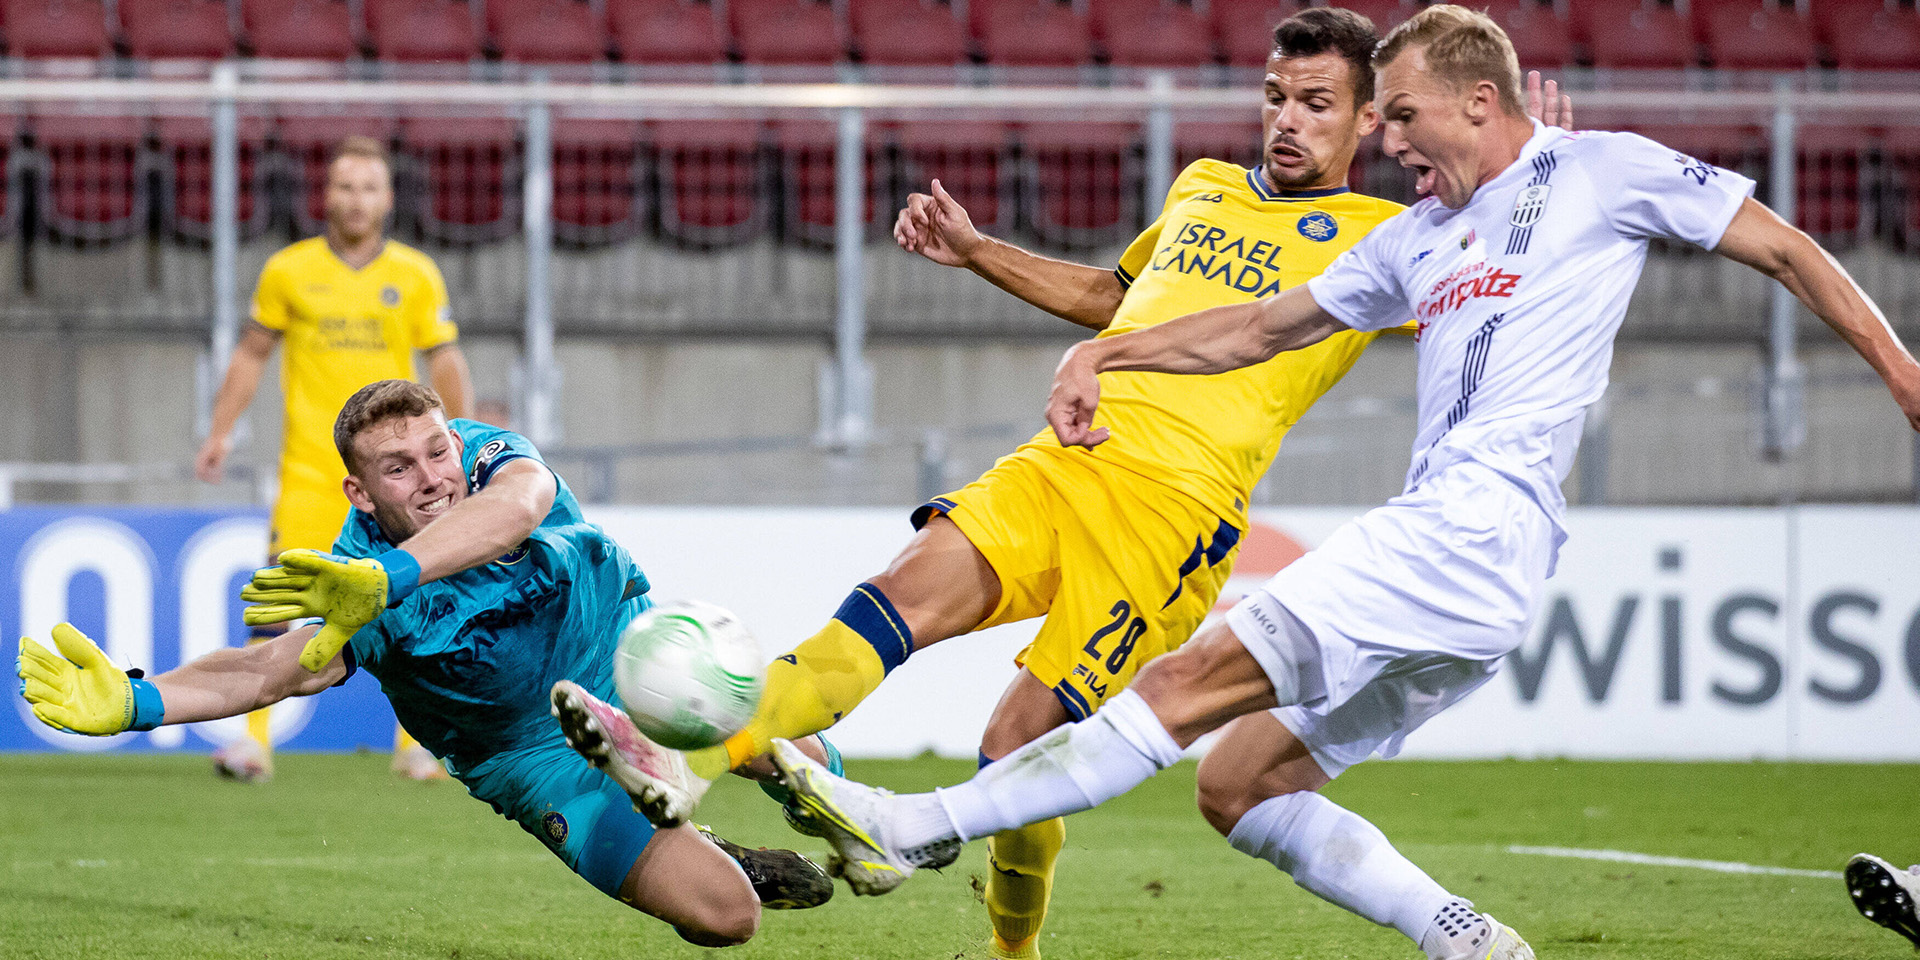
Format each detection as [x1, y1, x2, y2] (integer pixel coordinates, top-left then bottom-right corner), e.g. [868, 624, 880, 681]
[1508, 845, 1842, 879]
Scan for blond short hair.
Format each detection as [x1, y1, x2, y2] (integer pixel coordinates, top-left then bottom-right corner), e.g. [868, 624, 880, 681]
[331, 134, 390, 169]
[334, 379, 444, 471]
[1373, 4, 1525, 118]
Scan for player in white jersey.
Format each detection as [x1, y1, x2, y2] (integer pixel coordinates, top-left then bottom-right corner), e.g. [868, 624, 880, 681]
[765, 8, 1920, 960]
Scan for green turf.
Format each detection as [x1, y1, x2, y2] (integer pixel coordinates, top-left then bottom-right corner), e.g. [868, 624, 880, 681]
[0, 754, 1914, 959]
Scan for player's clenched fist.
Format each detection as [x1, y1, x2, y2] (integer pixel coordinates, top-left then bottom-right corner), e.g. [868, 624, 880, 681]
[893, 179, 982, 268]
[241, 549, 395, 673]
[1047, 342, 1111, 449]
[17, 623, 162, 735]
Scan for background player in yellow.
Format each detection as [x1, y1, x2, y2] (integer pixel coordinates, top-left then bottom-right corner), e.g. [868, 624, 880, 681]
[194, 136, 474, 783]
[555, 11, 1568, 960]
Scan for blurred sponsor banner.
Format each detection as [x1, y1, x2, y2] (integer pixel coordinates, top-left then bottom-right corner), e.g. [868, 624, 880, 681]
[0, 506, 399, 753]
[4, 504, 1917, 760]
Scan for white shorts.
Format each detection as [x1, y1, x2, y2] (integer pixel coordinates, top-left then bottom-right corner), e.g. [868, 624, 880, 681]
[1225, 462, 1554, 777]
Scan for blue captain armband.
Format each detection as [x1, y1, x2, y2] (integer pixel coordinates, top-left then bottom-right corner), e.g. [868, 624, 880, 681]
[375, 549, 422, 607]
[126, 673, 165, 732]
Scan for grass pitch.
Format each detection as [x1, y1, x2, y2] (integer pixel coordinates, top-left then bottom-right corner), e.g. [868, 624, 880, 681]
[1, 754, 1914, 960]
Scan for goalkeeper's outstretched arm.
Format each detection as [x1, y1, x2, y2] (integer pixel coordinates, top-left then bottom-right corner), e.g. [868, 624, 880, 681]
[149, 623, 347, 724]
[17, 621, 344, 736]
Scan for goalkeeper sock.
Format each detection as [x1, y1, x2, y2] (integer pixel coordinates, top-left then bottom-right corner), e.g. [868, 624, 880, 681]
[985, 817, 1065, 954]
[1225, 791, 1454, 951]
[243, 629, 275, 753]
[694, 583, 911, 780]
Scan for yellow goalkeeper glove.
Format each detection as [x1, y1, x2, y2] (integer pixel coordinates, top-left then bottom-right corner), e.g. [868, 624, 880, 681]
[241, 548, 421, 673]
[16, 622, 164, 735]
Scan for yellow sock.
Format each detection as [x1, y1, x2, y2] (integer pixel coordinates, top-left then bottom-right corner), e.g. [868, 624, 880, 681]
[395, 725, 421, 754]
[986, 817, 1065, 960]
[691, 583, 912, 780]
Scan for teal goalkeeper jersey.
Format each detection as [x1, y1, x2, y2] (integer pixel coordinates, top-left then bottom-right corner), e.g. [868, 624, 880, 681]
[332, 419, 651, 778]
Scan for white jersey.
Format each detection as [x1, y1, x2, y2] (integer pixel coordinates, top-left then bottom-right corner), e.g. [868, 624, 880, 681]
[1306, 120, 1754, 540]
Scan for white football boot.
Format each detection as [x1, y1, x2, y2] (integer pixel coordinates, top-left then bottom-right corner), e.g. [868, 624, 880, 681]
[1847, 853, 1920, 948]
[211, 736, 272, 784]
[550, 680, 711, 826]
[1428, 901, 1535, 960]
[769, 738, 960, 896]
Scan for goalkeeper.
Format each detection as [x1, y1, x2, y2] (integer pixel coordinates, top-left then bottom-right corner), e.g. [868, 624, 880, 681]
[17, 379, 837, 943]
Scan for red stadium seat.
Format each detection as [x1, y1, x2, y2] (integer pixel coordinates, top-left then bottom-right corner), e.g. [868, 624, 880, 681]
[1211, 0, 1299, 68]
[1628, 123, 1765, 173]
[367, 0, 479, 63]
[1795, 125, 1873, 243]
[850, 0, 967, 66]
[277, 111, 396, 235]
[1020, 122, 1139, 248]
[974, 0, 1093, 67]
[1886, 125, 1920, 245]
[399, 114, 521, 244]
[30, 113, 148, 243]
[242, 0, 357, 60]
[0, 115, 21, 235]
[5, 0, 111, 58]
[490, 0, 607, 63]
[1322, 0, 1412, 34]
[1175, 118, 1262, 171]
[650, 119, 767, 247]
[1481, 0, 1574, 70]
[154, 113, 272, 240]
[607, 0, 726, 64]
[552, 117, 646, 244]
[1701, 2, 1816, 70]
[771, 120, 883, 245]
[731, 0, 844, 65]
[119, 0, 232, 59]
[1821, 2, 1920, 71]
[1096, 0, 1215, 67]
[893, 120, 1012, 232]
[1581, 0, 1698, 70]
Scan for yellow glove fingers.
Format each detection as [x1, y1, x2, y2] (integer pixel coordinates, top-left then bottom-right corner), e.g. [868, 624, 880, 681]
[245, 568, 314, 590]
[30, 703, 74, 733]
[238, 588, 312, 609]
[20, 668, 69, 703]
[239, 580, 314, 603]
[18, 637, 66, 677]
[276, 549, 339, 576]
[297, 621, 354, 673]
[242, 603, 308, 626]
[49, 623, 112, 673]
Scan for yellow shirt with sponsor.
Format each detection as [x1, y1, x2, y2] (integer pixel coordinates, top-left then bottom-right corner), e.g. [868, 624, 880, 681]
[253, 237, 457, 504]
[1022, 159, 1406, 524]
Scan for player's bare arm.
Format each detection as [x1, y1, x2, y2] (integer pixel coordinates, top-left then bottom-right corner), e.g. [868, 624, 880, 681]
[425, 342, 475, 420]
[1712, 197, 1920, 430]
[895, 178, 1124, 330]
[1046, 285, 1345, 448]
[391, 457, 556, 584]
[194, 321, 282, 482]
[148, 623, 346, 723]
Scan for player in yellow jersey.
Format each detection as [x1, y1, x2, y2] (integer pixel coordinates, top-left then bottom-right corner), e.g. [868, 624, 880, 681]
[195, 136, 474, 783]
[554, 10, 1570, 958]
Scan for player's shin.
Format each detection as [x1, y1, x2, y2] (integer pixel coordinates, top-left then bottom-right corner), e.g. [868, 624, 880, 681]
[1226, 792, 1478, 960]
[985, 817, 1064, 960]
[694, 583, 911, 780]
[922, 689, 1183, 846]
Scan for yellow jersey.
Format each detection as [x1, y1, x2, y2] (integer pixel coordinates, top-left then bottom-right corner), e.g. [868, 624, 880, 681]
[1024, 159, 1406, 524]
[252, 237, 457, 502]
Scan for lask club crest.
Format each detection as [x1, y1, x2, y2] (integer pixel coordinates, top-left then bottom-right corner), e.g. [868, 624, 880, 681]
[1509, 184, 1551, 227]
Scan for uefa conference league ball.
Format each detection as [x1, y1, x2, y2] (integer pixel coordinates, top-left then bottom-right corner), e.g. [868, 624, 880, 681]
[613, 600, 766, 751]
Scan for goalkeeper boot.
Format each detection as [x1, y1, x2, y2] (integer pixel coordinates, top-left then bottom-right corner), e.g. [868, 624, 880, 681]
[1847, 853, 1920, 948]
[551, 680, 710, 825]
[697, 825, 834, 910]
[769, 738, 959, 896]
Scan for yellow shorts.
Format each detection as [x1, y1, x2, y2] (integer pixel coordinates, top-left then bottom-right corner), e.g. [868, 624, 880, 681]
[912, 446, 1242, 720]
[270, 477, 353, 560]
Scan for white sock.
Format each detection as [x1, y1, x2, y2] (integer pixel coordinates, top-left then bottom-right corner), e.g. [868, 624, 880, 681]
[1226, 792, 1459, 954]
[897, 689, 1183, 846]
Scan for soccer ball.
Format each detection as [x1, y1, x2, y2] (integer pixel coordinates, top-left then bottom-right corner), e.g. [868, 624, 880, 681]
[612, 600, 766, 751]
